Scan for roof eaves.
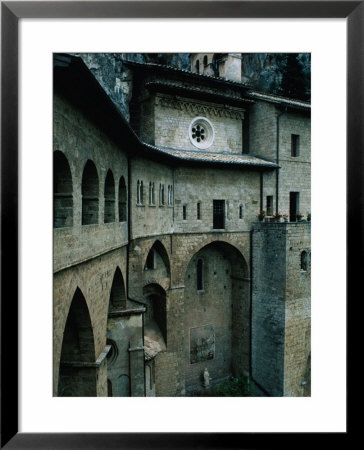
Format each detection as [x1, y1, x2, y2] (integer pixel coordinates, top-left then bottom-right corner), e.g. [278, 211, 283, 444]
[122, 59, 253, 89]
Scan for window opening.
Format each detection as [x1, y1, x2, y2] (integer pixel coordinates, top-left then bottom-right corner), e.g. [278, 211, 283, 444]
[197, 202, 201, 220]
[289, 192, 300, 221]
[213, 200, 225, 229]
[82, 160, 99, 225]
[301, 251, 308, 271]
[291, 134, 300, 157]
[119, 177, 127, 222]
[104, 170, 115, 223]
[266, 196, 274, 216]
[239, 205, 244, 219]
[54, 151, 73, 228]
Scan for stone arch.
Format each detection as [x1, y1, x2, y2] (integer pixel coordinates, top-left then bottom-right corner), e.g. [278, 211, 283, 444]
[58, 287, 96, 396]
[104, 169, 115, 223]
[143, 240, 171, 279]
[106, 267, 130, 397]
[183, 240, 250, 394]
[109, 267, 127, 311]
[82, 159, 99, 225]
[53, 150, 73, 228]
[181, 239, 249, 282]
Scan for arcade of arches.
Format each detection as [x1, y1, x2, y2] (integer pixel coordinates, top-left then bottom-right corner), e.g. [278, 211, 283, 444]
[55, 237, 250, 397]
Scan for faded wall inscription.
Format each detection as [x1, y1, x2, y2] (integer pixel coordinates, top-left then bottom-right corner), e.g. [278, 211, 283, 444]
[190, 325, 215, 364]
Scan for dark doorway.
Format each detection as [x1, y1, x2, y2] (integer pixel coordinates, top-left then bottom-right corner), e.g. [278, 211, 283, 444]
[289, 192, 299, 222]
[213, 200, 225, 229]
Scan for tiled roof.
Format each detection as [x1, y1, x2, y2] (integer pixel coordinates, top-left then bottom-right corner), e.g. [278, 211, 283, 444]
[248, 91, 311, 110]
[122, 59, 252, 89]
[124, 59, 311, 109]
[142, 143, 279, 169]
[145, 80, 255, 106]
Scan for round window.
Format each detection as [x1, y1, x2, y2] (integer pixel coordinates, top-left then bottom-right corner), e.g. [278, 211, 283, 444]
[189, 117, 214, 149]
[106, 339, 118, 365]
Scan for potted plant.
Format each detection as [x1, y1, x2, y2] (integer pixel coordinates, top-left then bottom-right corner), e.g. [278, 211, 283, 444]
[282, 213, 288, 222]
[296, 212, 304, 221]
[257, 210, 265, 222]
[307, 212, 311, 222]
[273, 212, 282, 222]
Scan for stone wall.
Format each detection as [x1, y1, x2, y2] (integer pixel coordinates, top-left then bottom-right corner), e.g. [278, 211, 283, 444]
[130, 158, 174, 239]
[248, 100, 311, 219]
[126, 231, 251, 396]
[53, 247, 128, 395]
[154, 94, 244, 154]
[53, 93, 128, 271]
[251, 222, 311, 396]
[278, 112, 311, 218]
[284, 223, 311, 396]
[173, 166, 261, 233]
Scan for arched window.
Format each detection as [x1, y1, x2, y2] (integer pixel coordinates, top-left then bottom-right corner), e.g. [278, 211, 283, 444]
[104, 170, 115, 223]
[152, 182, 155, 205]
[203, 55, 208, 66]
[301, 251, 308, 271]
[195, 59, 200, 73]
[82, 160, 99, 225]
[197, 258, 204, 290]
[137, 180, 144, 205]
[197, 202, 201, 220]
[118, 177, 127, 222]
[54, 151, 73, 228]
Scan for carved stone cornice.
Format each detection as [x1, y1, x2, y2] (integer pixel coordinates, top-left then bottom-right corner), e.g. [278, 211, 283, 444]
[155, 94, 245, 120]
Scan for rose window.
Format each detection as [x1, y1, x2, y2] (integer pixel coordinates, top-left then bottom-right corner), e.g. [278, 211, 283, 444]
[189, 117, 214, 149]
[191, 124, 205, 143]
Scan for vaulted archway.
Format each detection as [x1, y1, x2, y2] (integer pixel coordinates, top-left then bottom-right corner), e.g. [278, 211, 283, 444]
[183, 241, 250, 395]
[106, 267, 130, 396]
[143, 240, 171, 286]
[58, 288, 96, 396]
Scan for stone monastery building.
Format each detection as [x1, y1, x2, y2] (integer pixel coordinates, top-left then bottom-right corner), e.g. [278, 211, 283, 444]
[53, 53, 311, 397]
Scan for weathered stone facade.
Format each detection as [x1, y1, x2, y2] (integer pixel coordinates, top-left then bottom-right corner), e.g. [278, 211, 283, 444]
[53, 53, 311, 397]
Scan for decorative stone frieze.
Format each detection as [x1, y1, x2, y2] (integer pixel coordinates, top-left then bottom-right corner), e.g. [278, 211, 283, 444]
[155, 94, 245, 120]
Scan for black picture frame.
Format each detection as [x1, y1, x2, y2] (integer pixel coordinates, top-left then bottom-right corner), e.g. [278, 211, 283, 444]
[1, 1, 356, 448]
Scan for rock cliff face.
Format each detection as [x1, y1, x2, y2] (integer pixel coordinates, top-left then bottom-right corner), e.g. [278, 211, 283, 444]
[241, 53, 310, 100]
[73, 53, 190, 121]
[73, 52, 310, 121]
